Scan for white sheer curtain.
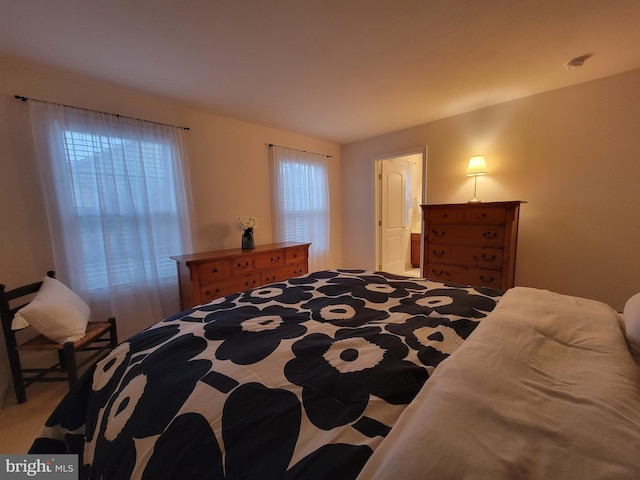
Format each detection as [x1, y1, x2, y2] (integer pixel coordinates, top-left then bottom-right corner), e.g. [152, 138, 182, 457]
[29, 102, 194, 339]
[271, 145, 330, 271]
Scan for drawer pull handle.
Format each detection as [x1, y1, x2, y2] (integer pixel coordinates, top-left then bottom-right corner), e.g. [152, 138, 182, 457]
[212, 268, 218, 273]
[432, 230, 446, 238]
[479, 275, 495, 284]
[481, 254, 496, 261]
[432, 250, 445, 257]
[431, 269, 449, 277]
[483, 231, 498, 239]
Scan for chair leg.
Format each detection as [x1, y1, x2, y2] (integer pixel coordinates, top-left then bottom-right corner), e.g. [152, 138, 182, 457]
[62, 342, 78, 387]
[7, 348, 26, 404]
[108, 317, 118, 347]
[58, 349, 67, 370]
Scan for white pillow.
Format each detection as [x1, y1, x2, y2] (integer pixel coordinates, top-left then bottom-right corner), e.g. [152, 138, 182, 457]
[12, 276, 90, 343]
[623, 292, 640, 353]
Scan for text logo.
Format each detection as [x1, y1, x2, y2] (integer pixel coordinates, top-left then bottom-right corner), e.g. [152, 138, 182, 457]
[1, 455, 78, 479]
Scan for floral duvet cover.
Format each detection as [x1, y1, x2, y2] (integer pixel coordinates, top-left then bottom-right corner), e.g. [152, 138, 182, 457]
[30, 270, 503, 479]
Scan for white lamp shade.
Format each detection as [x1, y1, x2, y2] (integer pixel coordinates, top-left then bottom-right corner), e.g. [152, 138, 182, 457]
[466, 155, 488, 176]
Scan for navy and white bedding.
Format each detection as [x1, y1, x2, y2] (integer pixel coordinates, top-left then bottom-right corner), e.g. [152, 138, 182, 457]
[30, 269, 503, 479]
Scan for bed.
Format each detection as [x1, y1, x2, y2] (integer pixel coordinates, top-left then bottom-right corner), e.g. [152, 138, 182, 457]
[28, 269, 640, 479]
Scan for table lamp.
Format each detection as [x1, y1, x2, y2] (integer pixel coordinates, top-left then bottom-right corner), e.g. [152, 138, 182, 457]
[466, 155, 488, 203]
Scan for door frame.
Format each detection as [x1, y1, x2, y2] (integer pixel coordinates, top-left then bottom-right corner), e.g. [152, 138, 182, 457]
[374, 146, 427, 274]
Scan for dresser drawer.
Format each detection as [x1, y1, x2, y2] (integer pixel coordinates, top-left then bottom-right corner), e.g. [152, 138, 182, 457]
[429, 206, 507, 225]
[463, 206, 506, 225]
[252, 250, 285, 270]
[261, 262, 309, 284]
[285, 246, 309, 265]
[200, 273, 261, 302]
[197, 259, 232, 282]
[428, 208, 465, 224]
[425, 263, 502, 289]
[428, 225, 505, 247]
[427, 245, 503, 269]
[287, 262, 309, 278]
[232, 257, 256, 274]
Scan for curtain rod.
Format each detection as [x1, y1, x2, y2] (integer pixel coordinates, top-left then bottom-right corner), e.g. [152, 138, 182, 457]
[267, 143, 332, 158]
[14, 95, 190, 131]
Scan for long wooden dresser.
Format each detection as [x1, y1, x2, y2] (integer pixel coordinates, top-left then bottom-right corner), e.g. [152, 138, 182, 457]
[421, 201, 522, 289]
[171, 242, 310, 309]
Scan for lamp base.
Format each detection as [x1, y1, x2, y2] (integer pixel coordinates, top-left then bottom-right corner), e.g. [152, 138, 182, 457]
[468, 174, 483, 204]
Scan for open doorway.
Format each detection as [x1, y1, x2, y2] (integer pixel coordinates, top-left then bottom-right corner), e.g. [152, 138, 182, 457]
[374, 150, 426, 277]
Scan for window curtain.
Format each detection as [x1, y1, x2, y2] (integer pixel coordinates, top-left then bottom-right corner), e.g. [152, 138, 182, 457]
[28, 102, 194, 338]
[271, 145, 330, 271]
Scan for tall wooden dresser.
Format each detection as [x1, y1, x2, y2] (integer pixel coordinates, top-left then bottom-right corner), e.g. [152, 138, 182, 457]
[171, 242, 310, 309]
[421, 201, 522, 289]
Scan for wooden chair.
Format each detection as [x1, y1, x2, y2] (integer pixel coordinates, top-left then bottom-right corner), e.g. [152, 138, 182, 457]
[0, 271, 118, 403]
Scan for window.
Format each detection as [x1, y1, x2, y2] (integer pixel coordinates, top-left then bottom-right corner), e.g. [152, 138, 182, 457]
[29, 101, 193, 330]
[271, 145, 330, 271]
[61, 130, 183, 291]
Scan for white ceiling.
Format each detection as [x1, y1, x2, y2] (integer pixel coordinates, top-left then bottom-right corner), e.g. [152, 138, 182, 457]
[1, 0, 640, 144]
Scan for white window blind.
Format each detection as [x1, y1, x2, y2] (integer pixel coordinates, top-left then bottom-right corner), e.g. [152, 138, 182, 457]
[61, 130, 180, 290]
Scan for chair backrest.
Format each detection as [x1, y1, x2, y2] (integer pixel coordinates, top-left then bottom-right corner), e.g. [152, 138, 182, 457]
[0, 271, 56, 349]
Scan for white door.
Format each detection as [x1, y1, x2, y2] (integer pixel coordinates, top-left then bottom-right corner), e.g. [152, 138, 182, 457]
[380, 161, 406, 274]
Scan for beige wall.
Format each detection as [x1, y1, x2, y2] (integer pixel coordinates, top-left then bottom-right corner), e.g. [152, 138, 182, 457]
[341, 68, 640, 311]
[0, 53, 343, 399]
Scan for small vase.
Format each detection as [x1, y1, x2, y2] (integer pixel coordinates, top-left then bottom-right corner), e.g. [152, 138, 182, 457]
[242, 228, 255, 250]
